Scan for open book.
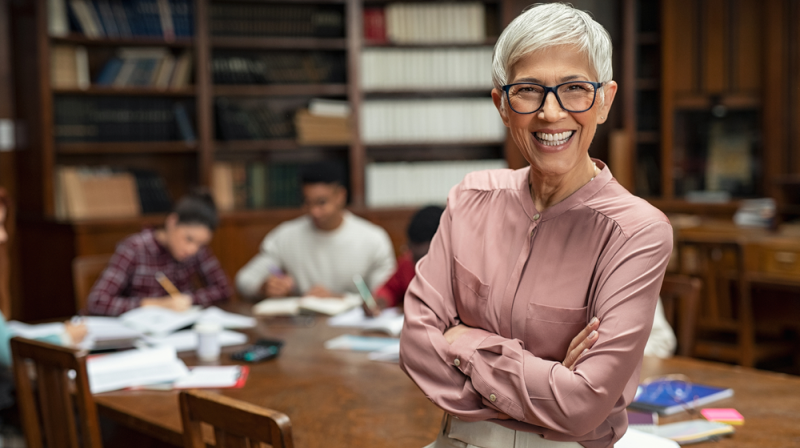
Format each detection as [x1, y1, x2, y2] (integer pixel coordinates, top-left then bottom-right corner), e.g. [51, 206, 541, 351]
[86, 346, 189, 394]
[253, 294, 362, 316]
[8, 317, 143, 351]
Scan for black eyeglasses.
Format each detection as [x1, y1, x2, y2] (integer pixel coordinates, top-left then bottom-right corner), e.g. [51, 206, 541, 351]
[501, 81, 604, 114]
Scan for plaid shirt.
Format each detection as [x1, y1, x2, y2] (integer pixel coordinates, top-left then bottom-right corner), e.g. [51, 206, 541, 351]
[86, 229, 232, 316]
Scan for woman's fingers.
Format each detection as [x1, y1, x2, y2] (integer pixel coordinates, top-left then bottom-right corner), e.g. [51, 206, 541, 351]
[562, 317, 600, 370]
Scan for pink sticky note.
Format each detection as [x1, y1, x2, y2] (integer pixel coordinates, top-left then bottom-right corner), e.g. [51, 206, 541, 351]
[701, 408, 744, 425]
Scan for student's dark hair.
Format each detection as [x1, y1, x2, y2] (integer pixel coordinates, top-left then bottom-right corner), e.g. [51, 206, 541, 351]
[407, 205, 444, 244]
[173, 189, 219, 231]
[300, 161, 345, 187]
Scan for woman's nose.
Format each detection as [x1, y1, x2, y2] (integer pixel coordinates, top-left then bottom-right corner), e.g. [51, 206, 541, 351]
[538, 92, 565, 121]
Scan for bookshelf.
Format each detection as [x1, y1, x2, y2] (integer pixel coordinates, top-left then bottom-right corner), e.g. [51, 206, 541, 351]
[8, 0, 512, 319]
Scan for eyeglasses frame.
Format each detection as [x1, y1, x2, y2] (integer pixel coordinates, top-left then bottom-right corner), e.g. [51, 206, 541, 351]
[501, 81, 605, 114]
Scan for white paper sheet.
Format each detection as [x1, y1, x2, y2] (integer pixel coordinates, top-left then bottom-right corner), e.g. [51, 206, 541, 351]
[173, 366, 243, 389]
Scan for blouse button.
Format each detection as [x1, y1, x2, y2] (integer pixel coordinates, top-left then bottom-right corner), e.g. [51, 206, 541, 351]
[533, 213, 541, 220]
[489, 394, 497, 402]
[454, 358, 461, 367]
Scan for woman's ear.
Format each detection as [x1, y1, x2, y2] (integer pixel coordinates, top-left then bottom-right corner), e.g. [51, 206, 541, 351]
[597, 81, 618, 124]
[492, 88, 511, 127]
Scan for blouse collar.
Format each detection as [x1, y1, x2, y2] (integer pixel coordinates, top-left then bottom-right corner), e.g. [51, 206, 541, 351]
[516, 158, 612, 222]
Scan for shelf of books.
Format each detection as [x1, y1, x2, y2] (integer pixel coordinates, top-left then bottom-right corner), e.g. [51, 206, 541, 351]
[42, 0, 201, 220]
[357, 1, 506, 209]
[27, 0, 512, 220]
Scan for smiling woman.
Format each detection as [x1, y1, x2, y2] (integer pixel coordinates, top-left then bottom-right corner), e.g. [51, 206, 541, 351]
[399, 4, 672, 448]
[86, 190, 233, 316]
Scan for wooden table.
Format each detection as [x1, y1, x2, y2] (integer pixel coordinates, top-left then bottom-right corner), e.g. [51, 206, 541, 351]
[94, 314, 800, 448]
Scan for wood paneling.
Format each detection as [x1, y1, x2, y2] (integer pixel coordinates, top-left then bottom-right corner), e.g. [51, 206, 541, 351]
[703, 0, 727, 94]
[669, 0, 696, 94]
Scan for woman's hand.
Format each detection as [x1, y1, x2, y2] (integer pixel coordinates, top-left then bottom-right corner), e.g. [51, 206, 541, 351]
[444, 323, 474, 344]
[562, 317, 600, 371]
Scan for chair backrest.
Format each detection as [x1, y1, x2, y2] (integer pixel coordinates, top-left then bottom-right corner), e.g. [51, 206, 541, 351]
[10, 337, 102, 448]
[179, 389, 294, 448]
[72, 254, 112, 313]
[659, 274, 702, 357]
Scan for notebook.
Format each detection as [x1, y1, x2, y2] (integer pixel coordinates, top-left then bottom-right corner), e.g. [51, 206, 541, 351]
[629, 379, 734, 415]
[638, 420, 735, 444]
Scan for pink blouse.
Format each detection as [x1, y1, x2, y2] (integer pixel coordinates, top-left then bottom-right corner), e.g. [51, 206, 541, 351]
[399, 160, 672, 448]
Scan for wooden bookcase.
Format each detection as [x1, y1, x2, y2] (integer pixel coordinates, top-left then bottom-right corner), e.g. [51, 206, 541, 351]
[9, 0, 512, 319]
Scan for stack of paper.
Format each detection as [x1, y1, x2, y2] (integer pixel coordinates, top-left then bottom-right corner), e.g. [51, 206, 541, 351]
[86, 346, 189, 393]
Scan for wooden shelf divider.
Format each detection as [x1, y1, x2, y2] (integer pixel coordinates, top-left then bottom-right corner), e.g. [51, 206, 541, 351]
[214, 139, 348, 152]
[213, 84, 348, 96]
[211, 36, 348, 50]
[51, 35, 194, 47]
[53, 87, 196, 96]
[56, 141, 199, 155]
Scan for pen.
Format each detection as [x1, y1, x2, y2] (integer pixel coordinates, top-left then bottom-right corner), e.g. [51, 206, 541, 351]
[269, 266, 285, 277]
[155, 272, 181, 298]
[352, 274, 379, 312]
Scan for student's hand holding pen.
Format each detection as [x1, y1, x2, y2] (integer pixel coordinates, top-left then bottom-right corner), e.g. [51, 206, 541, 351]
[264, 275, 295, 298]
[141, 294, 192, 311]
[142, 272, 192, 311]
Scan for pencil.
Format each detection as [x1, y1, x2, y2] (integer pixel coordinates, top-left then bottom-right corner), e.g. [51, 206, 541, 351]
[155, 272, 181, 298]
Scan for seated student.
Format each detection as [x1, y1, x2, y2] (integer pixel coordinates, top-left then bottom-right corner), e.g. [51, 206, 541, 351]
[373, 205, 444, 310]
[644, 298, 678, 358]
[0, 188, 86, 443]
[87, 190, 232, 316]
[236, 162, 396, 299]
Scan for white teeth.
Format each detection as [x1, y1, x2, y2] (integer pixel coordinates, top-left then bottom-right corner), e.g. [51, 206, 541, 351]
[534, 131, 574, 146]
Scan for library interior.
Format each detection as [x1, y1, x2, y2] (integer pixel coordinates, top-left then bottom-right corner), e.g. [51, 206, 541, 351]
[0, 0, 799, 447]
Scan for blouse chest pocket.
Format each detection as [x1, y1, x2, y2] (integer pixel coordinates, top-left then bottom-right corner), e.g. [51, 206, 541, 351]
[525, 302, 588, 362]
[452, 258, 490, 328]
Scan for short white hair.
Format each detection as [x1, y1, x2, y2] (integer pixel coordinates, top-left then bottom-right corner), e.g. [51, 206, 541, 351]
[491, 3, 613, 91]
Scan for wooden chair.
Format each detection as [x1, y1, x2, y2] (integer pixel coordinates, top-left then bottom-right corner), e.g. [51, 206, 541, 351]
[72, 254, 112, 312]
[10, 337, 102, 448]
[659, 274, 702, 357]
[179, 389, 294, 448]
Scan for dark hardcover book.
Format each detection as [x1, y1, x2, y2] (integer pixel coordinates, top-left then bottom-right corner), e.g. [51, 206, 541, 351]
[134, 0, 162, 36]
[629, 380, 734, 416]
[54, 96, 184, 142]
[128, 168, 173, 213]
[110, 0, 132, 37]
[169, 0, 193, 37]
[95, 57, 124, 85]
[94, 0, 119, 37]
[173, 102, 195, 142]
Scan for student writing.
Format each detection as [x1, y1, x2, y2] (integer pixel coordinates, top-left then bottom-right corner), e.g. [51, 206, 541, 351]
[86, 191, 232, 316]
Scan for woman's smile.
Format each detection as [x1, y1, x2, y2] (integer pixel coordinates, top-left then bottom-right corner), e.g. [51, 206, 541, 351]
[532, 129, 577, 151]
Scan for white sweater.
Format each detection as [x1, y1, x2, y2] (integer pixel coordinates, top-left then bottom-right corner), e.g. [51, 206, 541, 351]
[235, 212, 396, 299]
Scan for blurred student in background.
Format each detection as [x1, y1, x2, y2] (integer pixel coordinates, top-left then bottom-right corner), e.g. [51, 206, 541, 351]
[236, 162, 395, 299]
[373, 206, 444, 310]
[87, 190, 232, 316]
